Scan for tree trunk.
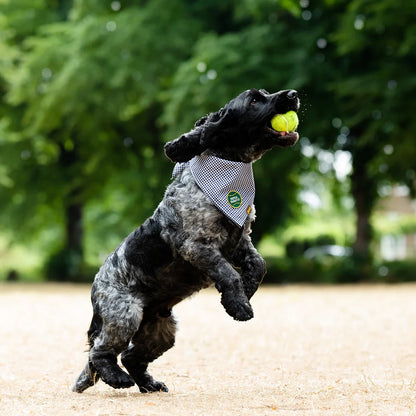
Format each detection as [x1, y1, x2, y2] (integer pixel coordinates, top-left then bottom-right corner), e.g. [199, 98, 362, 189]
[59, 142, 85, 280]
[350, 140, 378, 265]
[65, 198, 84, 257]
[351, 183, 373, 261]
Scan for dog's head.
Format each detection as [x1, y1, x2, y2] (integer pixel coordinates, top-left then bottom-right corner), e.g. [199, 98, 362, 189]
[164, 88, 300, 163]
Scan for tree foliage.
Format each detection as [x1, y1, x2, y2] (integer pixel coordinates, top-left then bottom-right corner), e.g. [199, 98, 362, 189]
[0, 0, 415, 279]
[327, 0, 416, 261]
[0, 0, 201, 256]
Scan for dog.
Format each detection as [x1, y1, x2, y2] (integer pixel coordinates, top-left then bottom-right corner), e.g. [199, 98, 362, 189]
[73, 88, 300, 394]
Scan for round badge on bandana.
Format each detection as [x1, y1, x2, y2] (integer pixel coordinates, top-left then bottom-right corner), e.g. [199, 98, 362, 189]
[227, 191, 242, 209]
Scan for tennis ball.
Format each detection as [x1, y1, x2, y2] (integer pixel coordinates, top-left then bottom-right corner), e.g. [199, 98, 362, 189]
[271, 111, 299, 132]
[284, 111, 299, 132]
[270, 114, 288, 132]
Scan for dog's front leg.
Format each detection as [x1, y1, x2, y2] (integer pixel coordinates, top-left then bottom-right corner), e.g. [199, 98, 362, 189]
[233, 237, 267, 300]
[180, 242, 253, 321]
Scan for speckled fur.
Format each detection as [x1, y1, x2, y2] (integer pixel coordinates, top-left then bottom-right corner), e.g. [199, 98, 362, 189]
[73, 88, 300, 394]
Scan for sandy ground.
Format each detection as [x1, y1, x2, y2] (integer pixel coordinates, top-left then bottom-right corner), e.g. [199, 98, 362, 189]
[1, 283, 416, 416]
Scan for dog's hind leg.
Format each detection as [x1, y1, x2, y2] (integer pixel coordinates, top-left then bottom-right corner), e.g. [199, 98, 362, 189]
[72, 313, 102, 393]
[74, 285, 144, 392]
[121, 311, 176, 393]
[90, 290, 144, 390]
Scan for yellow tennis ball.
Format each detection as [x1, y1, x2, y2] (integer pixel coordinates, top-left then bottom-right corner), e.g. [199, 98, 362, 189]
[271, 111, 299, 132]
[285, 111, 299, 132]
[270, 114, 289, 132]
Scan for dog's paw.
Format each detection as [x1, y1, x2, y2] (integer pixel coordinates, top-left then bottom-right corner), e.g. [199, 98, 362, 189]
[134, 371, 169, 393]
[221, 293, 254, 321]
[100, 367, 135, 390]
[242, 280, 260, 301]
[72, 376, 95, 393]
[72, 361, 100, 393]
[241, 282, 255, 300]
[139, 378, 169, 393]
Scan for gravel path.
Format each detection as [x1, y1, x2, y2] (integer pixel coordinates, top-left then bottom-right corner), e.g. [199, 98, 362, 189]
[1, 283, 416, 415]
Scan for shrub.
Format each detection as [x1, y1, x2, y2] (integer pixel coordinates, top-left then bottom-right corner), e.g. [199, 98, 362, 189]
[374, 260, 416, 283]
[44, 249, 93, 282]
[264, 255, 414, 284]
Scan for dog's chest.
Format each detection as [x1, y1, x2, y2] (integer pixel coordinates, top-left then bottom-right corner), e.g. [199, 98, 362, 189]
[173, 173, 250, 245]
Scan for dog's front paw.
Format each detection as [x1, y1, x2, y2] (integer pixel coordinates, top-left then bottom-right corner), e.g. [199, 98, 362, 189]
[221, 292, 253, 321]
[242, 279, 260, 301]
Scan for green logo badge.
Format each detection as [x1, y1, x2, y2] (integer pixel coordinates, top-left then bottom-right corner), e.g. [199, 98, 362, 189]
[227, 191, 242, 208]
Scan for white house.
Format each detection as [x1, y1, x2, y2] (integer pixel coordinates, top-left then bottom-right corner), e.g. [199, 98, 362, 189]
[377, 186, 416, 260]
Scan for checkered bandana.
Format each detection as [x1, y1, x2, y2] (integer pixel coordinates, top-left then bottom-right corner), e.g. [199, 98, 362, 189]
[172, 155, 255, 227]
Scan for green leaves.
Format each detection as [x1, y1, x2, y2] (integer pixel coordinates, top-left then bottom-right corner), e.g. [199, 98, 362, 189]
[1, 0, 415, 274]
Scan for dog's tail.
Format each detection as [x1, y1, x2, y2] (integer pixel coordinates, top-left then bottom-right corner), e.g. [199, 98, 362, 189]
[87, 312, 102, 349]
[72, 313, 102, 393]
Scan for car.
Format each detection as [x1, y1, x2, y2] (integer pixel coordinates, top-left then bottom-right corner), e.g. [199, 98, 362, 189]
[303, 245, 353, 260]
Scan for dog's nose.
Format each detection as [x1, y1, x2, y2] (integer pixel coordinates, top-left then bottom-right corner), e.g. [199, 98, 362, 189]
[287, 90, 298, 100]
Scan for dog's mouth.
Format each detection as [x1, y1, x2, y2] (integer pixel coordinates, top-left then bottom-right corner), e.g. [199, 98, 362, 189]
[265, 114, 299, 147]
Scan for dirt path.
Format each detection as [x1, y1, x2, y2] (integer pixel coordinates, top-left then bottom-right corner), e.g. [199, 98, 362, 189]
[1, 283, 416, 415]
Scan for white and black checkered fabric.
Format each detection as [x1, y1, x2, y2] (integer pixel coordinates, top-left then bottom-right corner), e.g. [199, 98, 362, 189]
[172, 155, 255, 227]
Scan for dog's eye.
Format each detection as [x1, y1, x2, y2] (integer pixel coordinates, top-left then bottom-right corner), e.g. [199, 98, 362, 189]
[250, 98, 257, 105]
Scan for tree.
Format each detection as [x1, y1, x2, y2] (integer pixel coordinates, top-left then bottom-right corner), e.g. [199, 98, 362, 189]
[0, 0, 201, 278]
[3, 0, 414, 281]
[259, 0, 416, 266]
[331, 0, 416, 262]
[1, 0, 305, 279]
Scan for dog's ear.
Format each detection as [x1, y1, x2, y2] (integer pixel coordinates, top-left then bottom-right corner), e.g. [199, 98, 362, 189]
[198, 107, 237, 149]
[164, 107, 234, 163]
[164, 128, 204, 163]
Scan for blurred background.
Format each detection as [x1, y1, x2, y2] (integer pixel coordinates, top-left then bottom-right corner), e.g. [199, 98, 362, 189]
[0, 0, 415, 284]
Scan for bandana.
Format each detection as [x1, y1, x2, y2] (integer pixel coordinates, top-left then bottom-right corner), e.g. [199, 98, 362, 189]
[172, 155, 255, 227]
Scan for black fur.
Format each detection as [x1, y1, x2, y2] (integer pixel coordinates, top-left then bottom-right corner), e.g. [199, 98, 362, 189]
[73, 88, 300, 393]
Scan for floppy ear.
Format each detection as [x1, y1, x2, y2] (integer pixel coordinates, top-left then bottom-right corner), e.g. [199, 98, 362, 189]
[164, 128, 204, 163]
[164, 107, 235, 163]
[199, 107, 236, 148]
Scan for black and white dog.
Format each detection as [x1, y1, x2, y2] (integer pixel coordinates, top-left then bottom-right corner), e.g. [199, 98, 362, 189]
[73, 88, 300, 394]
